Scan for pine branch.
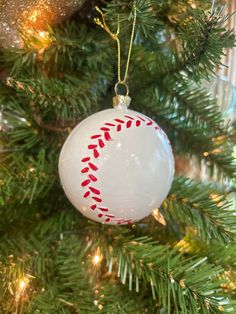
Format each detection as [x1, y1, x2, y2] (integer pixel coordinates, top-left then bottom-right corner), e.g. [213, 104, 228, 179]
[177, 9, 235, 81]
[0, 212, 155, 313]
[132, 83, 236, 179]
[164, 177, 236, 243]
[144, 7, 235, 83]
[0, 149, 56, 205]
[100, 234, 236, 313]
[174, 236, 236, 296]
[180, 237, 236, 270]
[0, 23, 114, 78]
[6, 70, 113, 124]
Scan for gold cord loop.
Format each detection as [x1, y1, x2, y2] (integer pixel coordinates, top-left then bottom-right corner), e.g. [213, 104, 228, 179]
[94, 4, 137, 95]
[114, 81, 129, 96]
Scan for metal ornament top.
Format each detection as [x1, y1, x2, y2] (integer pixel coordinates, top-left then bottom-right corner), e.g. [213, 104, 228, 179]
[113, 81, 131, 108]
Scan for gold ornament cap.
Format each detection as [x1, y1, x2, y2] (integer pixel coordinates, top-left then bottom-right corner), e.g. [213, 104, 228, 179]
[113, 95, 131, 108]
[113, 82, 131, 108]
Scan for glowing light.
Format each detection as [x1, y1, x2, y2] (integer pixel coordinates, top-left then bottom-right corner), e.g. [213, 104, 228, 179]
[92, 248, 102, 265]
[15, 276, 29, 301]
[93, 255, 101, 265]
[175, 239, 192, 253]
[19, 279, 27, 290]
[38, 31, 47, 38]
[28, 10, 39, 23]
[203, 152, 209, 157]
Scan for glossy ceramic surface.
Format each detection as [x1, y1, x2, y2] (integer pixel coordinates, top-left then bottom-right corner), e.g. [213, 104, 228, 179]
[59, 104, 174, 225]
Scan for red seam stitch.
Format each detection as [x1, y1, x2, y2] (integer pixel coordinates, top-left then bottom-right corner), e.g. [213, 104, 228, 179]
[98, 139, 105, 148]
[126, 120, 132, 128]
[104, 132, 112, 141]
[105, 214, 115, 218]
[81, 167, 89, 173]
[83, 191, 90, 198]
[81, 157, 90, 162]
[105, 123, 115, 126]
[88, 144, 97, 149]
[136, 120, 141, 127]
[114, 118, 125, 123]
[124, 115, 134, 120]
[88, 162, 98, 171]
[81, 179, 90, 187]
[88, 174, 98, 182]
[91, 135, 101, 139]
[89, 186, 101, 195]
[137, 115, 145, 122]
[99, 207, 109, 212]
[92, 196, 102, 203]
[93, 149, 100, 158]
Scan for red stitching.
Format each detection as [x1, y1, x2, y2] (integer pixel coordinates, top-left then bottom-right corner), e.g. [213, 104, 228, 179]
[99, 207, 109, 212]
[81, 179, 90, 187]
[83, 191, 90, 198]
[93, 149, 100, 158]
[92, 196, 102, 203]
[89, 186, 101, 195]
[91, 135, 101, 139]
[124, 115, 134, 120]
[81, 157, 90, 162]
[105, 123, 115, 126]
[98, 139, 105, 148]
[89, 162, 98, 171]
[80, 113, 171, 224]
[88, 144, 97, 149]
[81, 167, 89, 173]
[114, 118, 125, 123]
[126, 120, 132, 128]
[136, 120, 141, 127]
[104, 132, 112, 141]
[137, 116, 145, 122]
[89, 174, 97, 182]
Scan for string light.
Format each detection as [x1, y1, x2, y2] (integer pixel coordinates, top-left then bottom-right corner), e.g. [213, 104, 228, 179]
[38, 31, 48, 38]
[19, 279, 27, 290]
[92, 248, 103, 265]
[93, 255, 100, 264]
[175, 239, 192, 253]
[15, 276, 29, 301]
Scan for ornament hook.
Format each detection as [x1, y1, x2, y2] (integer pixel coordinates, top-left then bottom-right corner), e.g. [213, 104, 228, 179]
[114, 81, 129, 96]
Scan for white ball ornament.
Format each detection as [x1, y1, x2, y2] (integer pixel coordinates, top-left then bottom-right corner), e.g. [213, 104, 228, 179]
[59, 95, 174, 225]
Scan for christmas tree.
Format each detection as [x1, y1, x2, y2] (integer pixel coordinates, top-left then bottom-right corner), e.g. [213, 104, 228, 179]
[1, 0, 236, 313]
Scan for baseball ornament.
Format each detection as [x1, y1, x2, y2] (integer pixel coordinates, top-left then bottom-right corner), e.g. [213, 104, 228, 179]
[59, 94, 174, 225]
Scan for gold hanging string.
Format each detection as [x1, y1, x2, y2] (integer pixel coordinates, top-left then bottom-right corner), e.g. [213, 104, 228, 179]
[94, 4, 137, 94]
